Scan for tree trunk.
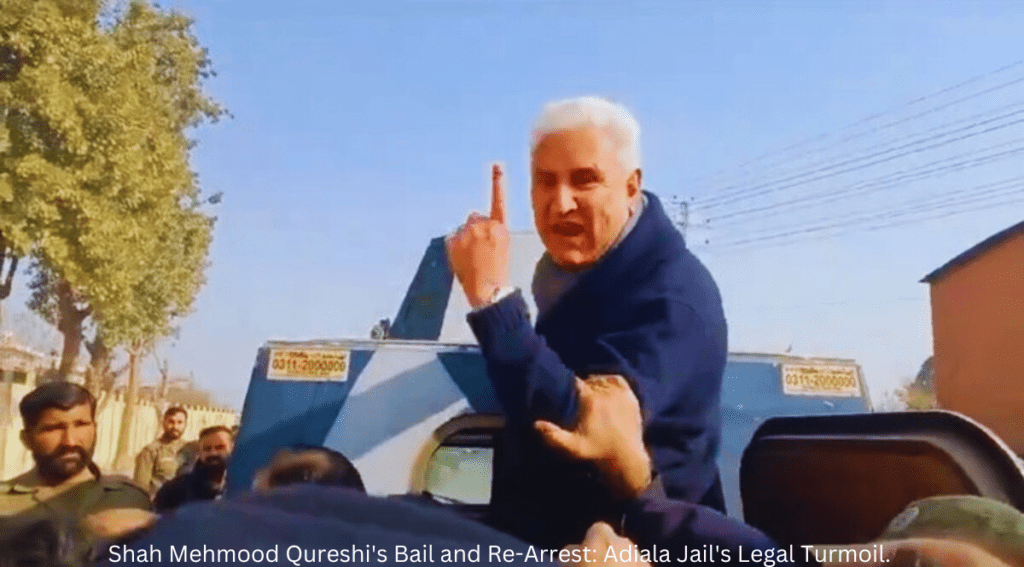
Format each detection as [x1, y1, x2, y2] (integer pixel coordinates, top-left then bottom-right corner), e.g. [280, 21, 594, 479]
[55, 279, 88, 382]
[0, 230, 18, 303]
[57, 325, 83, 381]
[84, 332, 111, 397]
[112, 341, 143, 473]
[153, 354, 170, 422]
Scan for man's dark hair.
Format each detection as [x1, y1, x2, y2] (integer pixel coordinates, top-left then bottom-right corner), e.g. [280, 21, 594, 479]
[19, 382, 96, 431]
[0, 514, 94, 567]
[199, 425, 233, 440]
[263, 445, 365, 492]
[164, 406, 187, 420]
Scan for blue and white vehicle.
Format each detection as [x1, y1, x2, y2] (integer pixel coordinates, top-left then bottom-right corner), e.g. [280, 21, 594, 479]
[228, 233, 1024, 546]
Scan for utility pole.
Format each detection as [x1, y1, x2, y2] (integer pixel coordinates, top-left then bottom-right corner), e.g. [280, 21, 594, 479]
[678, 200, 689, 240]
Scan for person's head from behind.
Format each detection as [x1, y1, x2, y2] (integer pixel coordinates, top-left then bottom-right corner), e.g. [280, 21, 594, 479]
[19, 382, 97, 484]
[531, 96, 643, 271]
[253, 445, 365, 493]
[161, 407, 187, 441]
[0, 514, 94, 567]
[195, 425, 233, 478]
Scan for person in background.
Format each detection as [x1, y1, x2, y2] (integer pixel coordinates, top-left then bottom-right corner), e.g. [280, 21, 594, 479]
[94, 376, 776, 567]
[252, 445, 365, 493]
[0, 514, 95, 567]
[0, 383, 151, 528]
[152, 425, 233, 512]
[173, 439, 200, 477]
[133, 407, 188, 496]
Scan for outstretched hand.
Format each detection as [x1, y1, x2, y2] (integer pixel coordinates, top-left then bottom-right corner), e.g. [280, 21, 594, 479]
[534, 375, 652, 499]
[445, 163, 511, 309]
[561, 522, 652, 567]
[82, 508, 157, 540]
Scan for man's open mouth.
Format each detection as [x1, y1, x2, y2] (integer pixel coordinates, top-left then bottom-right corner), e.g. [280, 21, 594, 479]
[552, 223, 585, 237]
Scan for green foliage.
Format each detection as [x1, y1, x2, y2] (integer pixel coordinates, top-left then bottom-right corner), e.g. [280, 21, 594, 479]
[897, 382, 938, 411]
[1, 0, 223, 355]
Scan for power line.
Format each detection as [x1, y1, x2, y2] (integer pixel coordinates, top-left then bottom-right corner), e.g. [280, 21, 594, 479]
[699, 191, 1024, 253]
[714, 186, 1024, 247]
[694, 99, 1024, 205]
[688, 60, 1024, 194]
[696, 108, 1024, 210]
[864, 196, 1024, 232]
[694, 114, 1024, 211]
[703, 141, 1024, 227]
[678, 62, 1024, 253]
[718, 179, 1024, 242]
[708, 178, 1024, 243]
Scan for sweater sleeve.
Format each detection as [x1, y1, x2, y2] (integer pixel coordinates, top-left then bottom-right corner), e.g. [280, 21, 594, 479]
[590, 295, 719, 428]
[468, 289, 718, 431]
[467, 290, 579, 429]
[622, 491, 805, 566]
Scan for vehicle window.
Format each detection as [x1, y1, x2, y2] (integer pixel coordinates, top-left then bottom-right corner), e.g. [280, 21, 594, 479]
[422, 423, 499, 505]
[424, 446, 493, 505]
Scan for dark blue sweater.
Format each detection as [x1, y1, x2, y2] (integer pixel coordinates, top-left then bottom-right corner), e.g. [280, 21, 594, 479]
[93, 484, 804, 567]
[468, 192, 728, 547]
[95, 486, 546, 567]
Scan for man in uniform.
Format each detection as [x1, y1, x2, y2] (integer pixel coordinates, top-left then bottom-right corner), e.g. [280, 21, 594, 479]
[153, 424, 233, 512]
[0, 382, 151, 526]
[133, 406, 189, 496]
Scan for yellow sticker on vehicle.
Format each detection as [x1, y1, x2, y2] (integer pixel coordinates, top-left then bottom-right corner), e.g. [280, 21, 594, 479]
[267, 348, 350, 382]
[782, 364, 861, 397]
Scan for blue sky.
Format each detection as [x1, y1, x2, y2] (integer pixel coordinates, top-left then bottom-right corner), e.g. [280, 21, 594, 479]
[8, 0, 1024, 409]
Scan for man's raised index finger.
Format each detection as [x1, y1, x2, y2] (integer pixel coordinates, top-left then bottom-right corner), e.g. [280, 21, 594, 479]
[490, 163, 506, 224]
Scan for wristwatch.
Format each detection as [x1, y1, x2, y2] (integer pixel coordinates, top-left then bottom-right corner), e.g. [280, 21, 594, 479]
[472, 286, 517, 312]
[489, 286, 517, 305]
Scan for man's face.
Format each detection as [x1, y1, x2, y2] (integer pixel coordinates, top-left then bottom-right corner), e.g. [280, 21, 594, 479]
[21, 404, 96, 483]
[198, 431, 233, 470]
[532, 126, 640, 270]
[162, 412, 186, 440]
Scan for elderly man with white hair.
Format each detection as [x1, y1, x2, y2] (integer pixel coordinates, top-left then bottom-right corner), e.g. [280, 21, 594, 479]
[445, 96, 728, 548]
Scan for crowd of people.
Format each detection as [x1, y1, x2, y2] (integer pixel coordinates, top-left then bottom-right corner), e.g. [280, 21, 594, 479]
[134, 408, 236, 513]
[0, 96, 1019, 567]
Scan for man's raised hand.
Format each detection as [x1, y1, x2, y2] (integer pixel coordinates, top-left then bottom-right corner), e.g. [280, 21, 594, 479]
[490, 163, 506, 224]
[445, 163, 511, 309]
[534, 375, 653, 500]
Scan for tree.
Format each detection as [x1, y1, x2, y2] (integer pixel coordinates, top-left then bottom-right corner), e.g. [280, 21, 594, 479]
[3, 1, 224, 473]
[1, 0, 224, 383]
[26, 264, 91, 380]
[0, 231, 18, 313]
[0, 42, 25, 320]
[898, 381, 937, 410]
[893, 357, 939, 411]
[914, 356, 934, 389]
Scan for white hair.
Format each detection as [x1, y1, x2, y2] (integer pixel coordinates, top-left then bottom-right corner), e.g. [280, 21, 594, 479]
[531, 96, 642, 171]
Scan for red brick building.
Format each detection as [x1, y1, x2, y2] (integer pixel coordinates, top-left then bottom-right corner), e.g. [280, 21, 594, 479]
[922, 220, 1024, 454]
